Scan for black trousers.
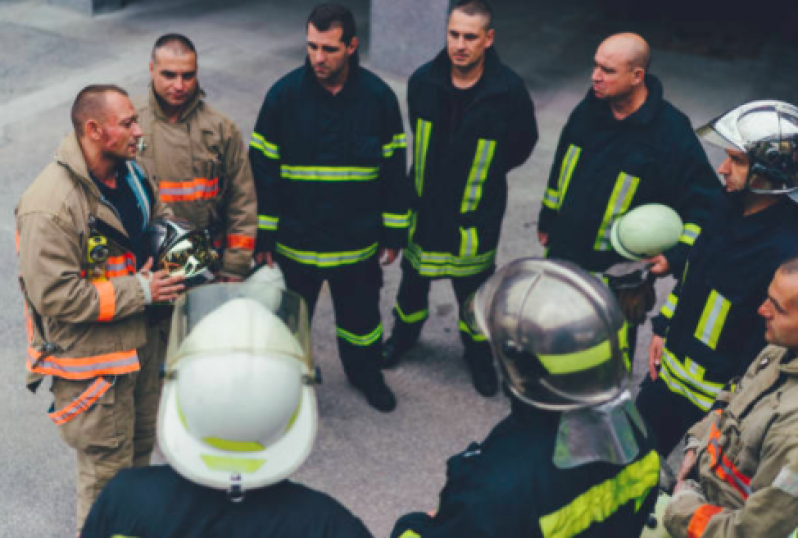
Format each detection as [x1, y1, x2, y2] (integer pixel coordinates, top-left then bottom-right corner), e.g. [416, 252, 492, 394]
[278, 254, 384, 384]
[635, 374, 705, 457]
[391, 257, 494, 354]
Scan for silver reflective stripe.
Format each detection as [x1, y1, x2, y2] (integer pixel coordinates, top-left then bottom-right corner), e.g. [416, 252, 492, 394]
[281, 166, 379, 181]
[695, 290, 731, 350]
[594, 172, 640, 251]
[33, 354, 139, 375]
[460, 139, 496, 213]
[459, 227, 478, 258]
[556, 145, 582, 207]
[709, 439, 752, 497]
[414, 119, 433, 196]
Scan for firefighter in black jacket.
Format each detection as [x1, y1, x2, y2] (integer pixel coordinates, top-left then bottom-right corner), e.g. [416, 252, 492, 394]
[637, 100, 798, 456]
[249, 4, 411, 411]
[383, 0, 538, 397]
[537, 33, 719, 351]
[391, 259, 659, 538]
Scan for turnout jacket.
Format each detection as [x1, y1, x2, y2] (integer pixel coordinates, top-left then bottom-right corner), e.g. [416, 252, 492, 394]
[82, 465, 374, 538]
[16, 134, 168, 396]
[539, 75, 719, 274]
[652, 194, 798, 412]
[391, 400, 659, 538]
[249, 57, 411, 268]
[406, 47, 537, 278]
[665, 346, 798, 538]
[135, 86, 257, 277]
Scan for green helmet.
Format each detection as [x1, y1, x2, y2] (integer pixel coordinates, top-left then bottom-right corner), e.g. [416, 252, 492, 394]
[610, 203, 683, 261]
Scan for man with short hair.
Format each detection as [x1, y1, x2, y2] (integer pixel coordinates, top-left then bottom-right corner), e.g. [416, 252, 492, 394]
[663, 256, 798, 537]
[537, 33, 719, 344]
[382, 0, 538, 397]
[249, 3, 411, 412]
[135, 33, 256, 282]
[16, 84, 182, 532]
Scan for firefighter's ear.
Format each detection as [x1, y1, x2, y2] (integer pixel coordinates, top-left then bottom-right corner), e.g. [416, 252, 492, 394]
[85, 118, 103, 141]
[347, 36, 359, 56]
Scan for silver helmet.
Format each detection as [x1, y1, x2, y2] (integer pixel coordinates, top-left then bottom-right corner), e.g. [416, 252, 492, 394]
[469, 258, 630, 411]
[697, 100, 798, 194]
[143, 218, 219, 288]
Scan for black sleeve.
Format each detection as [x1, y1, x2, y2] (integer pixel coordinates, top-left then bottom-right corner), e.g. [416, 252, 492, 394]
[505, 83, 538, 171]
[379, 86, 412, 249]
[538, 120, 572, 234]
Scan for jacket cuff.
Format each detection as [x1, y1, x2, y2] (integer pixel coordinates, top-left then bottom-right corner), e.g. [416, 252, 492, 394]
[664, 487, 712, 538]
[221, 249, 254, 277]
[651, 314, 669, 337]
[382, 227, 409, 250]
[538, 206, 557, 234]
[256, 229, 276, 254]
[135, 273, 153, 305]
[664, 243, 689, 278]
[391, 512, 433, 538]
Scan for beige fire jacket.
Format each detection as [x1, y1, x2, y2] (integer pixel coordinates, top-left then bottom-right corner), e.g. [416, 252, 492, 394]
[16, 134, 170, 389]
[134, 87, 257, 278]
[664, 345, 798, 537]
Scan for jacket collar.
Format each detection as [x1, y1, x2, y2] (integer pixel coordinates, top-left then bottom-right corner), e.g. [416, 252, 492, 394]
[303, 50, 362, 98]
[427, 46, 510, 99]
[55, 133, 104, 200]
[584, 74, 664, 127]
[777, 347, 798, 375]
[148, 83, 204, 122]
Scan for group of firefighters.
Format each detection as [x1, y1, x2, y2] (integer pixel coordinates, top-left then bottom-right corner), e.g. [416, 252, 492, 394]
[14, 0, 798, 536]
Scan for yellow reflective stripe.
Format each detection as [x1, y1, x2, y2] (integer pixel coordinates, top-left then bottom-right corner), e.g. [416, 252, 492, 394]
[405, 242, 495, 278]
[458, 319, 487, 342]
[383, 211, 411, 229]
[460, 139, 496, 213]
[680, 223, 701, 246]
[258, 214, 279, 231]
[383, 133, 408, 158]
[695, 290, 731, 350]
[660, 348, 723, 411]
[281, 165, 379, 182]
[249, 132, 280, 159]
[537, 325, 627, 375]
[337, 324, 383, 347]
[594, 172, 640, 251]
[540, 450, 660, 538]
[203, 437, 265, 452]
[661, 293, 678, 319]
[201, 454, 266, 474]
[459, 227, 479, 258]
[414, 119, 433, 196]
[398, 532, 421, 538]
[275, 242, 378, 267]
[112, 535, 140, 538]
[543, 188, 560, 210]
[395, 303, 428, 324]
[555, 144, 582, 210]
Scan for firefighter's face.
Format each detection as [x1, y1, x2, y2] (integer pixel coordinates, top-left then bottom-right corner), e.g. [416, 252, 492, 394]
[717, 148, 750, 192]
[591, 38, 643, 101]
[759, 269, 798, 350]
[446, 9, 494, 71]
[150, 50, 198, 110]
[96, 92, 142, 161]
[307, 23, 357, 85]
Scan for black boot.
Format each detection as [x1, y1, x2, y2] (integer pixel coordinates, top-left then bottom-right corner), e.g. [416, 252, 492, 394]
[349, 371, 397, 412]
[381, 323, 421, 369]
[463, 347, 498, 397]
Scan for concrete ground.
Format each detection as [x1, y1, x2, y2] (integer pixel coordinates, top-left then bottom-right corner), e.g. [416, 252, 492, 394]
[2, 0, 798, 536]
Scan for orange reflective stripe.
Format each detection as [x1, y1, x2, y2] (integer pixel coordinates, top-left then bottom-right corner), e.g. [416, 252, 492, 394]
[708, 422, 752, 499]
[93, 280, 116, 322]
[27, 348, 139, 380]
[104, 253, 136, 278]
[227, 234, 255, 250]
[159, 177, 220, 202]
[48, 377, 112, 425]
[688, 504, 723, 538]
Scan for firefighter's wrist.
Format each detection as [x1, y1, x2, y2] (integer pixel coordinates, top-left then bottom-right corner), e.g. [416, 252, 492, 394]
[135, 272, 154, 304]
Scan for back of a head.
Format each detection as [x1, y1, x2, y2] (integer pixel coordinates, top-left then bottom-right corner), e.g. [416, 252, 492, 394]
[307, 3, 356, 44]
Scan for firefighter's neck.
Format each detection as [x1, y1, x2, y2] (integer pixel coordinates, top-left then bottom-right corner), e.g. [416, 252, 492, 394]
[609, 84, 648, 121]
[451, 59, 485, 90]
[319, 62, 350, 96]
[743, 191, 779, 216]
[81, 140, 119, 189]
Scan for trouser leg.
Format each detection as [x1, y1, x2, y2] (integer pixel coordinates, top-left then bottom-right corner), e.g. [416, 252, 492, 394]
[635, 375, 705, 457]
[278, 255, 324, 319]
[384, 257, 431, 366]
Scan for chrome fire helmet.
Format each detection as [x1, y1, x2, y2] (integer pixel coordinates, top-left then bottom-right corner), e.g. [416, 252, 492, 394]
[143, 217, 219, 288]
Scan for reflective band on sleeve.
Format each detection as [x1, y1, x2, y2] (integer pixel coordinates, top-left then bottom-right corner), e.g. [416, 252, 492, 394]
[460, 139, 496, 213]
[687, 504, 723, 538]
[395, 303, 428, 324]
[593, 172, 640, 251]
[543, 187, 560, 210]
[28, 348, 139, 380]
[660, 349, 723, 411]
[661, 293, 679, 319]
[336, 324, 383, 347]
[383, 211, 411, 229]
[258, 214, 279, 231]
[459, 227, 479, 258]
[405, 242, 495, 278]
[774, 466, 798, 498]
[539, 450, 659, 538]
[48, 377, 112, 425]
[398, 532, 421, 538]
[93, 280, 115, 322]
[281, 165, 379, 182]
[458, 319, 487, 342]
[551, 144, 582, 211]
[707, 421, 752, 499]
[275, 242, 378, 268]
[680, 223, 701, 246]
[414, 119, 433, 196]
[227, 234, 255, 250]
[383, 133, 408, 158]
[695, 290, 731, 350]
[159, 177, 220, 202]
[536, 325, 627, 375]
[249, 132, 280, 159]
[104, 253, 136, 278]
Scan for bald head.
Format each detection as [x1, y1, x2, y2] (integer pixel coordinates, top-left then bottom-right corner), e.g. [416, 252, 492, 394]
[599, 33, 650, 72]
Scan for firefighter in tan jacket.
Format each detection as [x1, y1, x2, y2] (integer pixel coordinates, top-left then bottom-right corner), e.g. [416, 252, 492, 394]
[663, 257, 798, 538]
[16, 85, 183, 533]
[134, 33, 257, 281]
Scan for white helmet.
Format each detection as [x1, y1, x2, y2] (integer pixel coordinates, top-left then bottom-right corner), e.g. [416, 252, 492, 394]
[610, 203, 683, 261]
[159, 285, 317, 498]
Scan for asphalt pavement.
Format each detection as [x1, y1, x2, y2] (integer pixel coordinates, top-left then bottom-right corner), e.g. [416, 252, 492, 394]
[2, 0, 798, 536]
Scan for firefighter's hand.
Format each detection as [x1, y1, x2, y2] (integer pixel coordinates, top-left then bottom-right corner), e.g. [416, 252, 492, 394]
[646, 254, 670, 276]
[674, 449, 698, 494]
[538, 231, 548, 246]
[380, 248, 399, 266]
[648, 334, 664, 381]
[140, 257, 184, 302]
[255, 251, 274, 267]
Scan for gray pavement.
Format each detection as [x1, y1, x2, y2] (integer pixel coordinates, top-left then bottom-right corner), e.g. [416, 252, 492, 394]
[2, 1, 798, 536]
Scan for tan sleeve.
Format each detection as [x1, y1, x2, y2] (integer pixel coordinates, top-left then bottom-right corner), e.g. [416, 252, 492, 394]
[219, 120, 256, 277]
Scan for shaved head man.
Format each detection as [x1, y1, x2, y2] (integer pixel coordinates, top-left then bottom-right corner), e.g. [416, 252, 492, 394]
[592, 33, 650, 117]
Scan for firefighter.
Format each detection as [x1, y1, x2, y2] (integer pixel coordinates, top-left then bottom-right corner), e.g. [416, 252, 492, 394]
[391, 259, 660, 538]
[81, 285, 373, 538]
[15, 85, 182, 532]
[662, 257, 798, 537]
[637, 101, 798, 456]
[537, 32, 720, 353]
[249, 3, 411, 411]
[382, 0, 538, 398]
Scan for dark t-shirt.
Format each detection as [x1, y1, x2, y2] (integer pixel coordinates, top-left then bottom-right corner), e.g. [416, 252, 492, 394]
[92, 166, 147, 260]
